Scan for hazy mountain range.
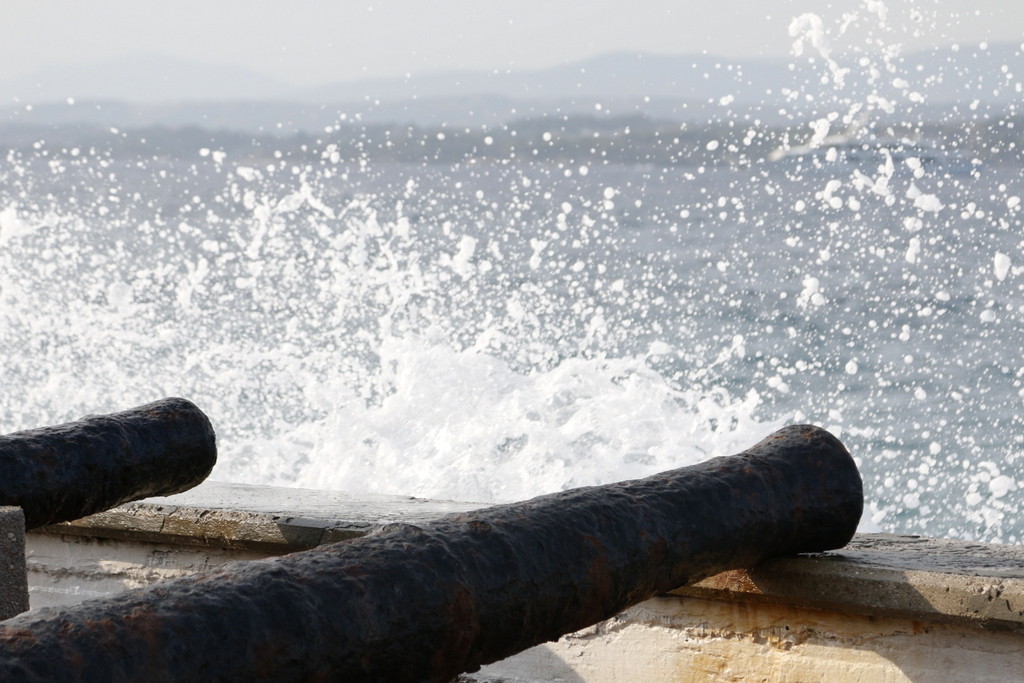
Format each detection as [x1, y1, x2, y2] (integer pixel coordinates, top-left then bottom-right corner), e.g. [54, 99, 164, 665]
[1, 43, 1021, 131]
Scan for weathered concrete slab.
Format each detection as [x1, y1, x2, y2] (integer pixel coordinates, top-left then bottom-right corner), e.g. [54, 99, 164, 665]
[0, 507, 28, 620]
[472, 591, 1024, 683]
[469, 536, 1024, 681]
[26, 534, 269, 611]
[674, 533, 1024, 630]
[21, 482, 1024, 680]
[26, 482, 485, 611]
[26, 483, 1024, 633]
[33, 480, 484, 551]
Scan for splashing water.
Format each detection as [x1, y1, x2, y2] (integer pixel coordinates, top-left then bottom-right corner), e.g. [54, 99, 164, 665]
[1, 4, 1023, 543]
[0, 156, 779, 506]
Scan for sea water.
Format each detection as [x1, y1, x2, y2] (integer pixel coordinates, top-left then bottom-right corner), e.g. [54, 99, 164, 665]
[0, 143, 1021, 542]
[2, 11, 1023, 543]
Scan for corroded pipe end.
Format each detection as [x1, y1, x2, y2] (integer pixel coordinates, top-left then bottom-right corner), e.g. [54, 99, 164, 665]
[742, 424, 863, 554]
[0, 397, 217, 528]
[113, 396, 219, 494]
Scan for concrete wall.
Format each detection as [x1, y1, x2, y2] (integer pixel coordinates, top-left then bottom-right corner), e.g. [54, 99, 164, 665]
[473, 594, 1024, 682]
[21, 482, 1024, 681]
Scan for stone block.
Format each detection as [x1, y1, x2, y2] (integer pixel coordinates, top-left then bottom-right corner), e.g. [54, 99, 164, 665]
[0, 507, 28, 620]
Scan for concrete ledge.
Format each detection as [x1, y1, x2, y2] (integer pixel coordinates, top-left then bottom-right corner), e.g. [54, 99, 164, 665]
[27, 481, 1024, 633]
[34, 480, 483, 552]
[25, 482, 484, 611]
[21, 481, 1024, 679]
[675, 534, 1024, 631]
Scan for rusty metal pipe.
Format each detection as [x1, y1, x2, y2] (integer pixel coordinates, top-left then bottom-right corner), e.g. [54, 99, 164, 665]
[0, 398, 216, 529]
[0, 424, 860, 681]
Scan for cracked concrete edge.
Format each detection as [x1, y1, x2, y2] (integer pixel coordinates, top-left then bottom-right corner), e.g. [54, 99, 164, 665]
[0, 507, 28, 619]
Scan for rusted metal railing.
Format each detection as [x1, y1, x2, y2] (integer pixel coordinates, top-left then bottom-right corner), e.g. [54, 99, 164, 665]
[0, 397, 216, 529]
[0, 424, 860, 681]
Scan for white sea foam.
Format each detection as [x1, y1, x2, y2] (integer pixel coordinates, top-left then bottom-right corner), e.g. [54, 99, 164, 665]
[0, 171, 781, 507]
[239, 336, 777, 502]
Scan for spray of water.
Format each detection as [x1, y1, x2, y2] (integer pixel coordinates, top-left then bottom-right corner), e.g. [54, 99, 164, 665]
[0, 150, 780, 506]
[1, 2, 1022, 542]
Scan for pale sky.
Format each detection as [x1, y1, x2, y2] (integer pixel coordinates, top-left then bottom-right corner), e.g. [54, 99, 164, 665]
[1, 1, 1022, 86]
